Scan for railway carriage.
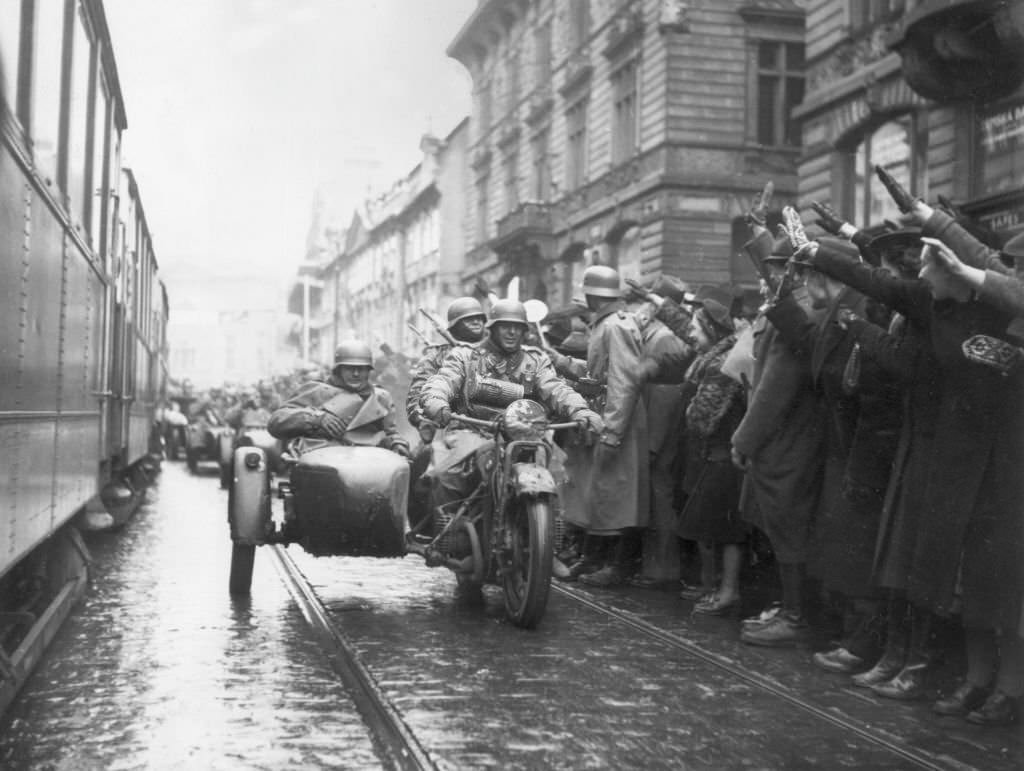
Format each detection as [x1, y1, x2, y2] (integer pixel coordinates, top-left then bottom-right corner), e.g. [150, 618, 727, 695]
[0, 0, 167, 714]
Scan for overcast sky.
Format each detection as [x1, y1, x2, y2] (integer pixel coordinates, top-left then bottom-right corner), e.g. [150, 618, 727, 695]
[104, 0, 475, 297]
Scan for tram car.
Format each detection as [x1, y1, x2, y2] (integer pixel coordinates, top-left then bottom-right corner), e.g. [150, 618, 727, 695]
[0, 1, 168, 714]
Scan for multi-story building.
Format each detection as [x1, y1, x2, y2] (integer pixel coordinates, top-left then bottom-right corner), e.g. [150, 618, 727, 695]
[448, 0, 809, 308]
[301, 119, 469, 360]
[796, 1, 1024, 239]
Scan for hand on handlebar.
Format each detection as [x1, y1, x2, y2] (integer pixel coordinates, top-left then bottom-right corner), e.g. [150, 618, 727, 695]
[573, 409, 604, 445]
[423, 400, 452, 427]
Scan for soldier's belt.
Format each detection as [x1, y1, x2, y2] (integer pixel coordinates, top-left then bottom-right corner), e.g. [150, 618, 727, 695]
[961, 334, 1023, 376]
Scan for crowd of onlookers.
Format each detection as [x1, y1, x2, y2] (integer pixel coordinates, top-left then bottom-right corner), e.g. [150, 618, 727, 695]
[534, 175, 1023, 728]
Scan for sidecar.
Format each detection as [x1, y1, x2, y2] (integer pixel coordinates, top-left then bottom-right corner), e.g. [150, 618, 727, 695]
[226, 444, 409, 594]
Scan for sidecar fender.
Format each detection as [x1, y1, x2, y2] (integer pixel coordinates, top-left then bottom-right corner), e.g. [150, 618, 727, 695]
[510, 463, 557, 497]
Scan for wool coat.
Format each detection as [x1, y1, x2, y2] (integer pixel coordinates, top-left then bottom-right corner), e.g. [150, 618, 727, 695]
[562, 301, 650, 534]
[814, 243, 1023, 630]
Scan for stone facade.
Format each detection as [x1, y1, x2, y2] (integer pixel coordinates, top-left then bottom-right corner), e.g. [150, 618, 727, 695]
[296, 120, 470, 361]
[796, 0, 1024, 240]
[448, 0, 809, 308]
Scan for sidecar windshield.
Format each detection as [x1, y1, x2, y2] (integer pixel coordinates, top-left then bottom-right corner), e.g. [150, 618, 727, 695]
[502, 399, 549, 441]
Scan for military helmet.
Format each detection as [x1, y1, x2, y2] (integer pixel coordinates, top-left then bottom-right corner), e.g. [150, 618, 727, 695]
[582, 265, 621, 298]
[333, 339, 374, 369]
[446, 296, 486, 329]
[485, 298, 529, 328]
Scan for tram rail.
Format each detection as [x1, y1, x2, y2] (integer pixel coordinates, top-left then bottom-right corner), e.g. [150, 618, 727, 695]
[273, 538, 981, 771]
[554, 584, 953, 771]
[269, 545, 435, 771]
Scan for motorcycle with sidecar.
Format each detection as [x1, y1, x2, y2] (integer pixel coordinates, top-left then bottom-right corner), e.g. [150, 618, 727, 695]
[226, 399, 582, 629]
[185, 408, 233, 474]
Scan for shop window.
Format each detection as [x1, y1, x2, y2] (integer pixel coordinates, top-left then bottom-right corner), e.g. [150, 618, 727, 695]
[611, 58, 638, 164]
[565, 97, 588, 190]
[845, 114, 928, 228]
[755, 40, 804, 147]
[975, 99, 1024, 197]
[31, 0, 66, 184]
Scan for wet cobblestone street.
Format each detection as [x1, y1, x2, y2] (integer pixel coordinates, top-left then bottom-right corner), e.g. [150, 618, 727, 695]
[0, 463, 382, 771]
[1, 461, 1021, 770]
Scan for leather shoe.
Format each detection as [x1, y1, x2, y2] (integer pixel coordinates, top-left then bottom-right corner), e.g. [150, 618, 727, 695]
[966, 691, 1018, 726]
[851, 654, 904, 689]
[871, 664, 929, 700]
[812, 647, 868, 674]
[742, 602, 783, 629]
[932, 681, 990, 717]
[564, 559, 602, 581]
[740, 612, 808, 647]
[579, 565, 626, 587]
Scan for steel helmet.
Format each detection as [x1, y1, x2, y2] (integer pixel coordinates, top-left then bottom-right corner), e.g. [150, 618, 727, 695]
[333, 339, 374, 369]
[485, 298, 529, 328]
[582, 265, 621, 298]
[446, 296, 486, 329]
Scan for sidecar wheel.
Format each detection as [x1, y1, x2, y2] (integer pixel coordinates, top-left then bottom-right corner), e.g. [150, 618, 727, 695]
[229, 544, 255, 594]
[502, 497, 554, 629]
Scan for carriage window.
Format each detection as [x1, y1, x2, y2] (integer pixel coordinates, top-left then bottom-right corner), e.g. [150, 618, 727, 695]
[91, 77, 110, 250]
[0, 1, 21, 116]
[67, 5, 94, 230]
[31, 0, 66, 184]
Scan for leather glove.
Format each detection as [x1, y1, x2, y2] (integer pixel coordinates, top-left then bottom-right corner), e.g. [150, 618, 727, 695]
[417, 420, 438, 443]
[746, 180, 773, 229]
[573, 409, 604, 444]
[318, 410, 348, 439]
[874, 165, 919, 214]
[423, 399, 452, 427]
[810, 201, 859, 240]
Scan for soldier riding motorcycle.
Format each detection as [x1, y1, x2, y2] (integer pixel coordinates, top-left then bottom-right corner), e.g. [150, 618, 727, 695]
[415, 299, 604, 626]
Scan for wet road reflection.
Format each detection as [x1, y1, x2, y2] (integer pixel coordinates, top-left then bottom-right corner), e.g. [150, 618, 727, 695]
[0, 463, 381, 770]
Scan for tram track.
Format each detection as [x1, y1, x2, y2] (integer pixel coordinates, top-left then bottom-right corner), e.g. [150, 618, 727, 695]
[554, 583, 956, 771]
[269, 545, 435, 771]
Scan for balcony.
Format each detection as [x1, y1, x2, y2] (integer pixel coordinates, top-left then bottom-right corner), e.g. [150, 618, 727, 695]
[494, 202, 554, 245]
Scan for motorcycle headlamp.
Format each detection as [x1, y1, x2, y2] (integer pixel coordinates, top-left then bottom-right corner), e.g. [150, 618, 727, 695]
[501, 399, 548, 441]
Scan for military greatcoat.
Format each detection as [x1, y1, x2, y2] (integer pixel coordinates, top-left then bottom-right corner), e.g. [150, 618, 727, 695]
[562, 301, 650, 534]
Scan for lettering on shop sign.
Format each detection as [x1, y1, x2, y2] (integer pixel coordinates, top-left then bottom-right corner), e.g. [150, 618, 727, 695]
[980, 209, 1022, 232]
[981, 104, 1024, 152]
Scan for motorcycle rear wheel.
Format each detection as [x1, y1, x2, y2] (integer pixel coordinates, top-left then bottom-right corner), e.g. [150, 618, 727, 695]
[502, 497, 554, 629]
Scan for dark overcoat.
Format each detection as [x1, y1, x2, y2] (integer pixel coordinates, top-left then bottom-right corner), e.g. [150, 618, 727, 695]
[814, 245, 1023, 630]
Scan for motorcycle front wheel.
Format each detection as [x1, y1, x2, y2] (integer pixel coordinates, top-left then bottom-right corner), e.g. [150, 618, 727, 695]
[502, 497, 554, 629]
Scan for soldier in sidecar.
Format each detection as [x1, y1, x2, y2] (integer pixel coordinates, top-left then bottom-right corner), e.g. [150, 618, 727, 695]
[225, 340, 411, 594]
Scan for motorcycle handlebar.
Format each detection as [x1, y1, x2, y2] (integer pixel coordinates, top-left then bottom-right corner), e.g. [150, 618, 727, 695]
[449, 413, 582, 432]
